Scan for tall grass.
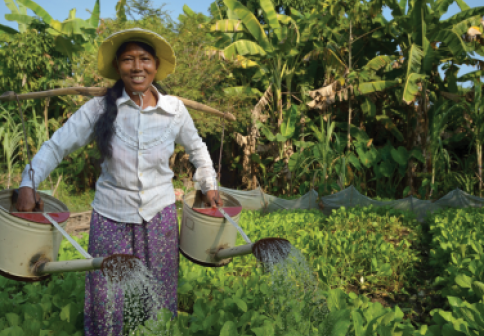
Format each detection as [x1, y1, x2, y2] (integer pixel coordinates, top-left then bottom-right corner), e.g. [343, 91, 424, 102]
[0, 106, 23, 189]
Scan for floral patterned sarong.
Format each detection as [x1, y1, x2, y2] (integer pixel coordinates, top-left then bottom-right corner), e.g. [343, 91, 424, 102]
[84, 204, 179, 336]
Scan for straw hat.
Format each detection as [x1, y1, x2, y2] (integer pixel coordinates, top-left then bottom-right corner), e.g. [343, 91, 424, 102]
[98, 28, 176, 81]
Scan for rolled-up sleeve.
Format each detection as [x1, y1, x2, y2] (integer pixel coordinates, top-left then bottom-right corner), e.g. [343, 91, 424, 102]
[174, 101, 217, 194]
[20, 98, 103, 189]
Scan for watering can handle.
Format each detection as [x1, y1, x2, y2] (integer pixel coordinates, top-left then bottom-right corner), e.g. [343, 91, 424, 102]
[43, 212, 93, 259]
[218, 207, 252, 244]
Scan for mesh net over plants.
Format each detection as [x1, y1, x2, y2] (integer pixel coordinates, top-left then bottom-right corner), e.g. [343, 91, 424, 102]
[220, 185, 484, 222]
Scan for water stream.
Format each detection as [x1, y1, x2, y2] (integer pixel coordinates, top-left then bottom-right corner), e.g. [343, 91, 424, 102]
[102, 256, 165, 335]
[260, 244, 329, 333]
[101, 243, 327, 335]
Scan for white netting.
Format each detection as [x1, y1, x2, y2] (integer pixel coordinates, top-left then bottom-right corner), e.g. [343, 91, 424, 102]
[219, 185, 484, 222]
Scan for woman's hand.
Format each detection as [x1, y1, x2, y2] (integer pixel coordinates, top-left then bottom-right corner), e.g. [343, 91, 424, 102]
[204, 190, 224, 208]
[15, 187, 44, 212]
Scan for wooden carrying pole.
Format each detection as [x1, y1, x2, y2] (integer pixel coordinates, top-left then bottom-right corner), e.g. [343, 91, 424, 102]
[0, 87, 236, 122]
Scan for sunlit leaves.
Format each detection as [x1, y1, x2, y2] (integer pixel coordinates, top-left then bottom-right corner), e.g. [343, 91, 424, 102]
[16, 0, 54, 24]
[223, 40, 267, 59]
[211, 19, 247, 33]
[402, 73, 426, 104]
[260, 0, 281, 40]
[223, 0, 272, 52]
[363, 55, 396, 72]
[354, 80, 400, 95]
[116, 0, 127, 22]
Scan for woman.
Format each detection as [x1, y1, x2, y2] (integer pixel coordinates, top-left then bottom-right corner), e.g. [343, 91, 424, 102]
[16, 28, 221, 335]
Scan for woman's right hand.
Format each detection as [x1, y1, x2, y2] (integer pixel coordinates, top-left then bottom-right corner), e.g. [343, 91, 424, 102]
[15, 187, 44, 212]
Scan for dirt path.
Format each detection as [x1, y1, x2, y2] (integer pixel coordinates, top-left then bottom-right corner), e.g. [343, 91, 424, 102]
[65, 211, 92, 238]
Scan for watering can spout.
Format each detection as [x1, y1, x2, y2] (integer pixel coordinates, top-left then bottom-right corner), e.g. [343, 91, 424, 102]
[33, 258, 104, 276]
[213, 238, 292, 264]
[213, 243, 254, 262]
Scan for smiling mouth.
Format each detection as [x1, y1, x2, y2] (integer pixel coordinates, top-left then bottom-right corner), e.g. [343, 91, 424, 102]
[131, 76, 145, 83]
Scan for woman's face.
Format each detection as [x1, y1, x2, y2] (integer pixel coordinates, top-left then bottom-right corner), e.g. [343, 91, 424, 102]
[113, 42, 160, 94]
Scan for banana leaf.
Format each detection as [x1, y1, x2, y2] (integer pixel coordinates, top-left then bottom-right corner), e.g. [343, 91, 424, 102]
[183, 4, 196, 17]
[4, 0, 21, 13]
[454, 0, 471, 11]
[402, 73, 426, 104]
[211, 20, 247, 33]
[440, 6, 484, 26]
[435, 0, 458, 17]
[431, 19, 479, 61]
[257, 122, 276, 142]
[88, 0, 100, 28]
[281, 106, 298, 138]
[405, 44, 424, 80]
[210, 2, 223, 21]
[361, 98, 376, 118]
[5, 0, 28, 32]
[224, 86, 262, 97]
[223, 40, 267, 59]
[0, 23, 18, 35]
[223, 0, 272, 52]
[363, 55, 396, 72]
[354, 80, 400, 95]
[235, 55, 260, 68]
[17, 0, 53, 24]
[4, 13, 34, 25]
[116, 0, 127, 22]
[260, 0, 281, 40]
[376, 115, 404, 142]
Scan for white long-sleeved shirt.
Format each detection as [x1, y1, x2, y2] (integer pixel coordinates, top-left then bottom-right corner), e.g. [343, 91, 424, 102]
[20, 86, 217, 224]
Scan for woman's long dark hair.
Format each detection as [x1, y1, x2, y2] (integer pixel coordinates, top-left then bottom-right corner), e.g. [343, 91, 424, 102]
[94, 41, 166, 160]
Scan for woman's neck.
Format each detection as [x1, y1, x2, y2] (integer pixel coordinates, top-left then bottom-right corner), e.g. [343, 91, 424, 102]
[128, 86, 158, 109]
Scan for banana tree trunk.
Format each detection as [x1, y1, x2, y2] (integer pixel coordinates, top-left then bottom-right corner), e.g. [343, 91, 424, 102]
[430, 158, 436, 198]
[235, 133, 252, 189]
[421, 85, 432, 198]
[276, 87, 283, 127]
[285, 76, 294, 195]
[478, 143, 483, 197]
[248, 129, 258, 190]
[347, 20, 353, 151]
[406, 105, 416, 196]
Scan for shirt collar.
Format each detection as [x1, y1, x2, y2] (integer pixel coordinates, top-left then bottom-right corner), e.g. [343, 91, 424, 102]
[116, 85, 177, 114]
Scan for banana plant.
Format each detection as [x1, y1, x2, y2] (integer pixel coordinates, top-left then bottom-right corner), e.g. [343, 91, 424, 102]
[210, 0, 314, 126]
[3, 0, 101, 59]
[383, 0, 484, 104]
[257, 105, 299, 161]
[3, 0, 28, 33]
[256, 105, 299, 192]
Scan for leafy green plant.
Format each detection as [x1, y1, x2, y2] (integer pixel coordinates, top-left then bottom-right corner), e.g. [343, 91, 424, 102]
[0, 106, 23, 189]
[289, 113, 346, 195]
[427, 207, 484, 303]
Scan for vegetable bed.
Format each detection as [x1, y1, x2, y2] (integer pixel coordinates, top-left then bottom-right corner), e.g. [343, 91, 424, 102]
[1, 206, 483, 335]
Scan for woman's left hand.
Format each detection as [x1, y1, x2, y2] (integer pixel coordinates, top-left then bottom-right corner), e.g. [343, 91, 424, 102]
[204, 190, 224, 208]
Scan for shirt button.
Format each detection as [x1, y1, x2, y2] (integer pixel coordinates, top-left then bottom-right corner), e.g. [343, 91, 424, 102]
[139, 151, 142, 156]
[139, 131, 143, 135]
[139, 173, 143, 177]
[139, 208, 143, 211]
[141, 191, 145, 195]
